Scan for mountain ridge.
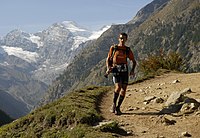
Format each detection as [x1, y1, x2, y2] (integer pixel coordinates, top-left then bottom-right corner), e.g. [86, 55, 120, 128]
[40, 0, 200, 105]
[0, 21, 109, 117]
[0, 0, 200, 136]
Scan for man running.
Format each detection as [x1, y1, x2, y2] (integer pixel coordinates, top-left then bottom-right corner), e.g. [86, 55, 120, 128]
[106, 32, 136, 115]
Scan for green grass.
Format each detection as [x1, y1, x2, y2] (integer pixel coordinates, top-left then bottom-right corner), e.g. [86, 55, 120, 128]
[0, 86, 126, 138]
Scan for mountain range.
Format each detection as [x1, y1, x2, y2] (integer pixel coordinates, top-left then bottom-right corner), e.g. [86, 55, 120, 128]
[0, 21, 110, 118]
[0, 0, 199, 121]
[0, 0, 199, 136]
[40, 0, 200, 105]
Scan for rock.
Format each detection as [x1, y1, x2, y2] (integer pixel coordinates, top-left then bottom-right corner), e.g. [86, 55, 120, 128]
[127, 108, 134, 111]
[129, 107, 140, 110]
[165, 92, 183, 106]
[154, 97, 164, 103]
[141, 130, 147, 133]
[141, 107, 146, 110]
[184, 97, 199, 104]
[180, 102, 200, 113]
[158, 83, 165, 86]
[181, 88, 192, 95]
[126, 130, 133, 135]
[196, 99, 200, 103]
[161, 117, 176, 125]
[162, 92, 200, 114]
[126, 93, 132, 98]
[181, 131, 191, 137]
[139, 89, 144, 92]
[180, 96, 200, 113]
[144, 96, 156, 102]
[160, 104, 183, 114]
[195, 111, 200, 116]
[156, 87, 162, 90]
[94, 120, 115, 128]
[172, 79, 180, 84]
[134, 107, 140, 110]
[143, 101, 149, 105]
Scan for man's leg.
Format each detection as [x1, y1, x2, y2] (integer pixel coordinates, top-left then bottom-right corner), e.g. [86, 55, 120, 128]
[111, 83, 121, 113]
[115, 84, 127, 115]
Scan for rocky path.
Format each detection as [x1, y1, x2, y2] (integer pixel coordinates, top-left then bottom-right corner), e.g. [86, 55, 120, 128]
[100, 72, 200, 138]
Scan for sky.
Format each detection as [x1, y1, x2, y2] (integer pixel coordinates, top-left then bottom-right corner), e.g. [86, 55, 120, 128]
[0, 0, 153, 36]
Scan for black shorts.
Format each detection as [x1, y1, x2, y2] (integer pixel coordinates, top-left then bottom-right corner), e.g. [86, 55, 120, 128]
[113, 71, 129, 84]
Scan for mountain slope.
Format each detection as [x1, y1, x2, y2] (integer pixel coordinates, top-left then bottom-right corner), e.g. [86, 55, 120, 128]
[128, 0, 170, 24]
[0, 21, 109, 115]
[40, 0, 200, 105]
[0, 65, 48, 111]
[0, 86, 116, 137]
[0, 89, 29, 119]
[127, 0, 200, 72]
[0, 109, 13, 127]
[40, 24, 137, 104]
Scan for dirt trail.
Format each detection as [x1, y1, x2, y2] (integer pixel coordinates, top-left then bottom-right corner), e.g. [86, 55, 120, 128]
[100, 72, 200, 138]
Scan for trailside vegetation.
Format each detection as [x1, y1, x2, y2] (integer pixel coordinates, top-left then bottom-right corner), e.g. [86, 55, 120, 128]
[138, 50, 184, 77]
[0, 86, 124, 138]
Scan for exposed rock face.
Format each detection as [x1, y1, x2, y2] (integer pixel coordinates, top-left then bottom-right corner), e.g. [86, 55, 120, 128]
[128, 0, 170, 24]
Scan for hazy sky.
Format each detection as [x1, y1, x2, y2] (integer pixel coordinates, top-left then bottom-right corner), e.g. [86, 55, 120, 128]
[0, 0, 153, 36]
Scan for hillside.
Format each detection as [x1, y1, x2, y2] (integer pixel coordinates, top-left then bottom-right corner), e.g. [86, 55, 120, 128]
[127, 0, 200, 72]
[40, 0, 170, 105]
[0, 65, 48, 118]
[40, 0, 200, 105]
[1, 72, 200, 137]
[0, 86, 116, 137]
[0, 89, 29, 119]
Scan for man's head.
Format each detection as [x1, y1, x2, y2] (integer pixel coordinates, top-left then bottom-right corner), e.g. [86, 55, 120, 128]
[119, 33, 128, 42]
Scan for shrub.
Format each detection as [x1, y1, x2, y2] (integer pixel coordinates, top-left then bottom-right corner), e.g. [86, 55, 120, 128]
[139, 50, 183, 76]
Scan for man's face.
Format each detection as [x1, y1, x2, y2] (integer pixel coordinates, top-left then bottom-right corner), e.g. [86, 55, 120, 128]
[119, 34, 127, 42]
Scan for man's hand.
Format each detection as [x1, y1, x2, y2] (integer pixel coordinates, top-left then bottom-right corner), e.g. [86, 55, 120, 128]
[106, 67, 113, 74]
[104, 67, 113, 78]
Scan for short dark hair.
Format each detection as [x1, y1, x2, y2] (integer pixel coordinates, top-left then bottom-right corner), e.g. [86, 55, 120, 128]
[120, 33, 128, 39]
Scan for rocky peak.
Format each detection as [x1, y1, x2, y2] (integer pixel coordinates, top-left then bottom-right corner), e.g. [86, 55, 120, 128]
[128, 0, 170, 24]
[1, 29, 38, 52]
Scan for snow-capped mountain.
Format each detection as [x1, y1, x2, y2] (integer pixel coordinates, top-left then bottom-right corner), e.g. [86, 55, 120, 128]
[33, 21, 110, 84]
[0, 21, 110, 117]
[0, 21, 110, 84]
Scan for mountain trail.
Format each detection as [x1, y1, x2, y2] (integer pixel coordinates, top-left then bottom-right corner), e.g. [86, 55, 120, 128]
[100, 72, 200, 138]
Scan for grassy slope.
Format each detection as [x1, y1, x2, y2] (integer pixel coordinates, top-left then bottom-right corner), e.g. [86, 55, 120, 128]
[0, 86, 118, 138]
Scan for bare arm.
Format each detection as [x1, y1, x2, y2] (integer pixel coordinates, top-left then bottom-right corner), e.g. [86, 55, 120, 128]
[105, 46, 114, 76]
[130, 59, 136, 76]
